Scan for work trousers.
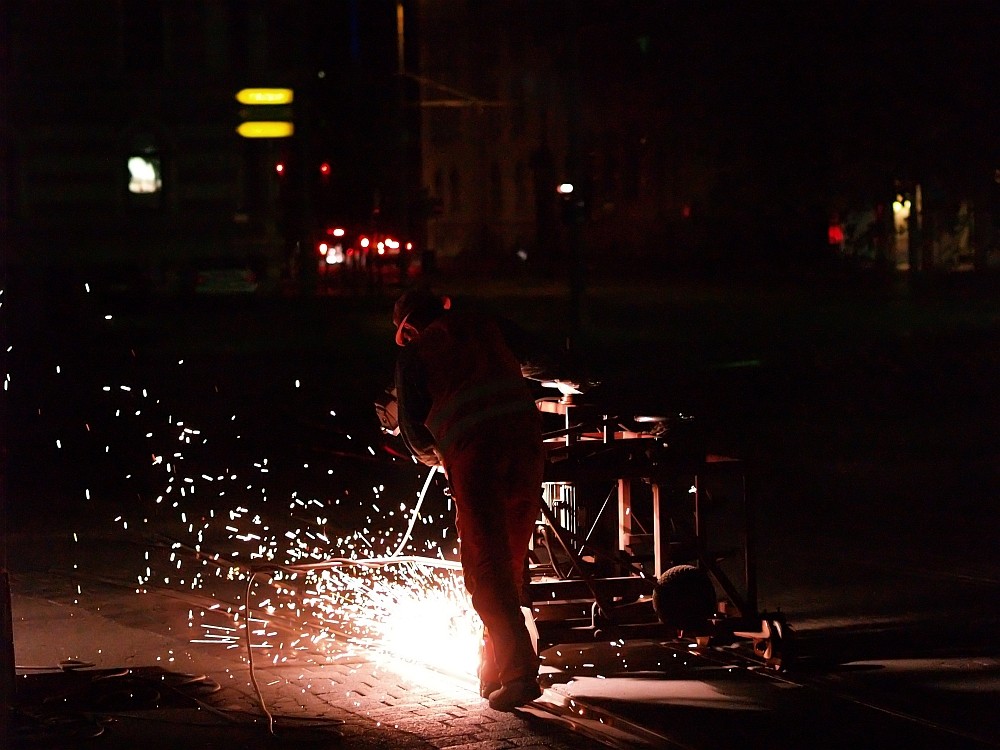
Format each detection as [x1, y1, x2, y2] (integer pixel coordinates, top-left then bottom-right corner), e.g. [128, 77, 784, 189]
[446, 435, 544, 686]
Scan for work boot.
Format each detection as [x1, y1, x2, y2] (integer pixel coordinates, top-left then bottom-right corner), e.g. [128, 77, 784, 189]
[487, 677, 541, 711]
[479, 680, 501, 699]
[477, 637, 501, 699]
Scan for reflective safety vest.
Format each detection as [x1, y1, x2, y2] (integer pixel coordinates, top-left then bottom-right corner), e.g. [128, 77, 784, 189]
[426, 374, 537, 454]
[414, 310, 539, 458]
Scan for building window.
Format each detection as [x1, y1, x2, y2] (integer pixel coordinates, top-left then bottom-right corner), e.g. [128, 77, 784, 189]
[450, 167, 461, 214]
[431, 109, 461, 147]
[514, 161, 527, 211]
[126, 132, 164, 208]
[509, 78, 525, 138]
[128, 154, 162, 195]
[434, 168, 445, 212]
[491, 162, 503, 213]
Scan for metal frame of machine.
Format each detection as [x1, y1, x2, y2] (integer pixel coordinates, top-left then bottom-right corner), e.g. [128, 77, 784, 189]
[528, 388, 790, 669]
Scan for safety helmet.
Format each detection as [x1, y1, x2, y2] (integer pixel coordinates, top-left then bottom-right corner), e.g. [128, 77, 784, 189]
[393, 288, 450, 345]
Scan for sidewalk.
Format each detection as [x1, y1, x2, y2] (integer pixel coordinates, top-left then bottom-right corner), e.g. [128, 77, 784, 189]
[8, 522, 1000, 750]
[7, 563, 624, 750]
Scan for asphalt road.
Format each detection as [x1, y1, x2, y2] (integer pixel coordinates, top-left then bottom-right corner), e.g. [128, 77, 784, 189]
[4, 268, 999, 747]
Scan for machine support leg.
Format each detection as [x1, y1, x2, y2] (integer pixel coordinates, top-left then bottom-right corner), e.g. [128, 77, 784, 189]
[617, 479, 631, 557]
[537, 497, 618, 622]
[652, 484, 663, 578]
[701, 555, 749, 618]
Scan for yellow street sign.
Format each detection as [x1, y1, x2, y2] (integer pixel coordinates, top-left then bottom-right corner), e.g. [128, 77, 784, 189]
[236, 121, 294, 138]
[236, 88, 294, 105]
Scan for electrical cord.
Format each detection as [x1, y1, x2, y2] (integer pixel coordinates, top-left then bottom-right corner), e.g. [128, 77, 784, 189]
[241, 468, 444, 737]
[245, 569, 275, 735]
[390, 467, 438, 557]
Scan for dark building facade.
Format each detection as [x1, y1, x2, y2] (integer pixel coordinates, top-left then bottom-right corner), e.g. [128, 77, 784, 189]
[412, 1, 806, 276]
[413, 1, 999, 276]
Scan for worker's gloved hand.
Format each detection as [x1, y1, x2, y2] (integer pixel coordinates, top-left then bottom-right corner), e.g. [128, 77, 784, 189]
[374, 385, 400, 435]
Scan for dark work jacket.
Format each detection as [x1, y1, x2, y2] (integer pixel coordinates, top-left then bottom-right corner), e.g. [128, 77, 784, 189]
[394, 308, 540, 468]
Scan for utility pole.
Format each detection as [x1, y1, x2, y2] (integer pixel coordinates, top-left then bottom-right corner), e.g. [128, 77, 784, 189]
[564, 11, 585, 345]
[396, 2, 410, 245]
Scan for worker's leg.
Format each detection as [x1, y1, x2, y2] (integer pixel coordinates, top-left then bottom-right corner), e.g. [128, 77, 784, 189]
[457, 500, 537, 683]
[477, 628, 501, 695]
[479, 550, 533, 694]
[451, 453, 541, 685]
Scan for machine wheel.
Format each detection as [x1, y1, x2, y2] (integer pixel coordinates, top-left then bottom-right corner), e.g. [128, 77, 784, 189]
[733, 616, 794, 671]
[652, 565, 716, 633]
[758, 618, 793, 671]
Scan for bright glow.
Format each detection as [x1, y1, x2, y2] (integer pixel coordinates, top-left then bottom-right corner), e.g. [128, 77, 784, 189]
[128, 156, 162, 194]
[331, 228, 345, 237]
[378, 584, 480, 676]
[236, 88, 294, 105]
[319, 162, 331, 175]
[275, 163, 285, 175]
[325, 244, 345, 264]
[377, 242, 385, 255]
[557, 183, 574, 194]
[405, 242, 413, 251]
[360, 237, 370, 248]
[237, 121, 294, 138]
[318, 242, 328, 255]
[385, 238, 400, 250]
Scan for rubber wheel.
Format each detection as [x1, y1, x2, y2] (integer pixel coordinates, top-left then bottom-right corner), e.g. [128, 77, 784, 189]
[652, 564, 716, 633]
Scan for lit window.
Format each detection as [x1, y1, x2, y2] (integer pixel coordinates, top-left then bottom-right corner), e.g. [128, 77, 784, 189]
[128, 155, 162, 194]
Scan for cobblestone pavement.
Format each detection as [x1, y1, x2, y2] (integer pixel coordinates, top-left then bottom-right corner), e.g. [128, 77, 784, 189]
[7, 568, 620, 749]
[232, 658, 618, 750]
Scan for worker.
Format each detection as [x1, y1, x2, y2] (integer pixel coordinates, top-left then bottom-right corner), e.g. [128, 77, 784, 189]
[392, 287, 545, 711]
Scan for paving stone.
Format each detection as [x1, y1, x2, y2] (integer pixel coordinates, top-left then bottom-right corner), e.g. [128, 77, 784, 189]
[395, 720, 481, 740]
[433, 741, 515, 750]
[472, 725, 539, 742]
[426, 736, 486, 749]
[8, 575, 617, 750]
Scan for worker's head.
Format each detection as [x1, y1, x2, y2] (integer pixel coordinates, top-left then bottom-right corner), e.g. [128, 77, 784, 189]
[393, 288, 451, 346]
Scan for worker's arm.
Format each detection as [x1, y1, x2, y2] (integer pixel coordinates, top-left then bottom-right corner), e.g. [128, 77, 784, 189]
[394, 348, 440, 466]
